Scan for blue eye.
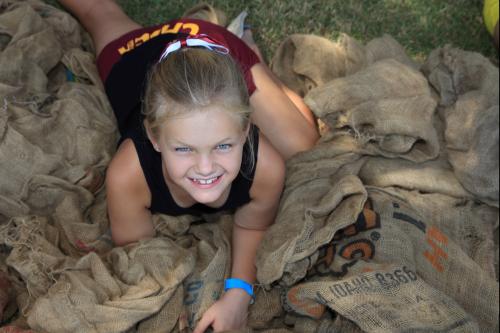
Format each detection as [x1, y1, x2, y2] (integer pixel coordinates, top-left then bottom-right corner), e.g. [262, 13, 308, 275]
[216, 144, 232, 151]
[175, 147, 192, 153]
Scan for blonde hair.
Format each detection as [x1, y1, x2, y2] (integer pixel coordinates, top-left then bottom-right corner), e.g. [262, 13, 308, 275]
[143, 47, 256, 176]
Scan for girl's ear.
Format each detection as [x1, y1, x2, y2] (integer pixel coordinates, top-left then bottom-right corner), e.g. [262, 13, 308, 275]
[144, 120, 161, 152]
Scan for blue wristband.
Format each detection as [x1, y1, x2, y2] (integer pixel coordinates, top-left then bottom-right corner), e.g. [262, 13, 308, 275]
[224, 278, 255, 303]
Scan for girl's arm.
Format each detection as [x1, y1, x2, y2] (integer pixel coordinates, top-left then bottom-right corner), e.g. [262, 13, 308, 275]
[249, 63, 319, 160]
[106, 139, 155, 246]
[230, 133, 286, 287]
[194, 133, 285, 333]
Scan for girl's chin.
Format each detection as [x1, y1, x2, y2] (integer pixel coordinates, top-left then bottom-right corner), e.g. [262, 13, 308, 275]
[189, 190, 226, 206]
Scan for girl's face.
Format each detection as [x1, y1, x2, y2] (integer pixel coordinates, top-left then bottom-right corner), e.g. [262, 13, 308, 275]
[153, 108, 248, 205]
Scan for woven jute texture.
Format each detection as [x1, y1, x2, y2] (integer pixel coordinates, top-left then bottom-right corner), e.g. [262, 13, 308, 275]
[0, 1, 498, 332]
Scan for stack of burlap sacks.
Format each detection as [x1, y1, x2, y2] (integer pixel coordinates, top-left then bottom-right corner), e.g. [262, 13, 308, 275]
[0, 1, 498, 332]
[0, 0, 118, 330]
[258, 34, 499, 332]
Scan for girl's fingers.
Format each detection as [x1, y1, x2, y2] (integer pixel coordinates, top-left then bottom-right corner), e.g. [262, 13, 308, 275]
[193, 312, 215, 333]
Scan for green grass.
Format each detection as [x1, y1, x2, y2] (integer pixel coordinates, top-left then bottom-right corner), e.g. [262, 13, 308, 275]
[47, 0, 498, 63]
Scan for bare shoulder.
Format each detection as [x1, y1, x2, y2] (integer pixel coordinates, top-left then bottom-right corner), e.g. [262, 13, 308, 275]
[106, 140, 154, 241]
[106, 139, 149, 199]
[106, 139, 154, 245]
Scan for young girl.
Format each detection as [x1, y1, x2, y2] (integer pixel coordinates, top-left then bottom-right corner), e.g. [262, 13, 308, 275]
[57, 1, 319, 332]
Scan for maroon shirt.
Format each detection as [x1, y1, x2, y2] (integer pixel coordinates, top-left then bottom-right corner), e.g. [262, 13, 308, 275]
[97, 18, 260, 94]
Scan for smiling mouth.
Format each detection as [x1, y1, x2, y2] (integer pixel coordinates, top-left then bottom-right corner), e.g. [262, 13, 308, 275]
[189, 175, 223, 186]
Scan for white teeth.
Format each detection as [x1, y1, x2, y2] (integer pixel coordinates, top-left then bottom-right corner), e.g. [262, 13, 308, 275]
[193, 176, 219, 185]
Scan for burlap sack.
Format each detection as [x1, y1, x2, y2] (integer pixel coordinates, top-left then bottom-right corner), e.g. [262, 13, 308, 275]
[1, 1, 498, 332]
[247, 287, 284, 330]
[292, 316, 363, 333]
[136, 285, 185, 333]
[422, 46, 498, 108]
[0, 0, 117, 223]
[305, 59, 440, 163]
[6, 83, 116, 169]
[3, 200, 232, 332]
[275, 189, 498, 332]
[26, 238, 195, 333]
[257, 88, 498, 332]
[358, 157, 470, 199]
[381, 188, 499, 279]
[23, 175, 112, 257]
[365, 34, 419, 70]
[305, 59, 431, 115]
[62, 48, 104, 88]
[445, 99, 499, 206]
[0, 271, 10, 322]
[270, 34, 419, 99]
[0, 216, 77, 316]
[23, 0, 86, 52]
[182, 2, 227, 27]
[181, 216, 233, 330]
[271, 34, 367, 97]
[0, 45, 49, 99]
[0, 4, 62, 70]
[0, 111, 65, 218]
[0, 1, 117, 328]
[0, 4, 57, 98]
[3, 212, 237, 333]
[282, 133, 373, 199]
[0, 326, 38, 333]
[423, 46, 499, 207]
[257, 175, 368, 285]
[223, 329, 292, 333]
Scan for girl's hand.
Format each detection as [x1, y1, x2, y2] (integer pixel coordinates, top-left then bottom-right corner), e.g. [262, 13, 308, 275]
[193, 289, 252, 333]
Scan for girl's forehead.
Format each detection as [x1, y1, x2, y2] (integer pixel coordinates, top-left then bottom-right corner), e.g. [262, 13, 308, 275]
[160, 108, 245, 143]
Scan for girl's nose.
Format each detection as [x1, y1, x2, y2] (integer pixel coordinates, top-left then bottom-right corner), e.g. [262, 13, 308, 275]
[196, 153, 215, 176]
